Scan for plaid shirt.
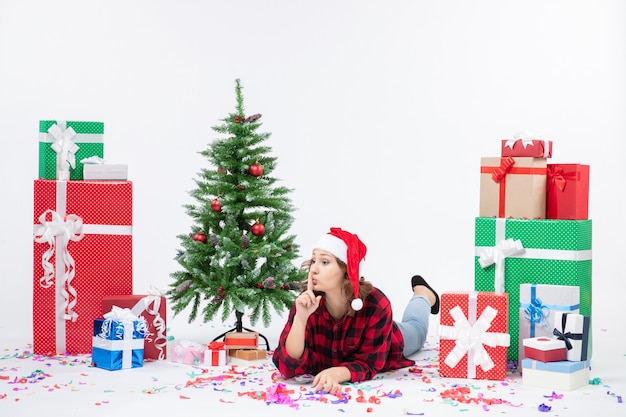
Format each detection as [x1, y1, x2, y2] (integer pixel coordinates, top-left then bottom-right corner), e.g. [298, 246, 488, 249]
[272, 287, 415, 382]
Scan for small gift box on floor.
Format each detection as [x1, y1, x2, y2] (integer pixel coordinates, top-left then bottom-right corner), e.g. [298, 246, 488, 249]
[522, 358, 590, 391]
[204, 341, 227, 366]
[229, 349, 267, 361]
[224, 331, 258, 349]
[522, 337, 566, 362]
[552, 312, 590, 361]
[92, 307, 146, 371]
[102, 293, 167, 360]
[439, 291, 510, 381]
[170, 340, 205, 366]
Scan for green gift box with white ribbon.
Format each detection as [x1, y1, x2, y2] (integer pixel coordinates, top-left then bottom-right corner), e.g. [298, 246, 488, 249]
[39, 120, 104, 180]
[473, 217, 592, 362]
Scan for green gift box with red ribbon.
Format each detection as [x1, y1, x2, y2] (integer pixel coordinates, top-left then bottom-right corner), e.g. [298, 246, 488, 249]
[546, 163, 590, 220]
[479, 156, 547, 219]
[474, 217, 592, 362]
[38, 120, 104, 180]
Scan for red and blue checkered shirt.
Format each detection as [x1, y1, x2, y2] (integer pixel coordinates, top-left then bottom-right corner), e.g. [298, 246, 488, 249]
[272, 287, 415, 382]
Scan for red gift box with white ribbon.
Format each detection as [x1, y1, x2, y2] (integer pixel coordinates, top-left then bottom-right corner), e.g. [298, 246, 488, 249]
[33, 179, 133, 354]
[439, 291, 510, 381]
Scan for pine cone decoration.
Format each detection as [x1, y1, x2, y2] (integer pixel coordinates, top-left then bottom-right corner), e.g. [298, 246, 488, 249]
[262, 277, 276, 289]
[176, 279, 193, 293]
[241, 234, 250, 249]
[212, 291, 226, 304]
[246, 113, 262, 123]
[286, 282, 302, 291]
[210, 233, 219, 247]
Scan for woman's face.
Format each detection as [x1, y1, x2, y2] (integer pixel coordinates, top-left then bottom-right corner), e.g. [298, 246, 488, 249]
[309, 249, 345, 294]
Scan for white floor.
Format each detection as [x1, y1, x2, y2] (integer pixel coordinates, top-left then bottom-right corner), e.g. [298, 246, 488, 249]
[1, 314, 624, 417]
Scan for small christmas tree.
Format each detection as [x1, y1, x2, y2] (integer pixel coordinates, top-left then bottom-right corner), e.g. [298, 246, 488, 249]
[168, 79, 305, 337]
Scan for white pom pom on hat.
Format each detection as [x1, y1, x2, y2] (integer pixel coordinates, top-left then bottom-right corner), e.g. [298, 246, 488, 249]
[314, 227, 367, 311]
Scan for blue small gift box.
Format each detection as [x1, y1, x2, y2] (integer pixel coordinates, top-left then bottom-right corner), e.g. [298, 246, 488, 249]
[92, 314, 146, 371]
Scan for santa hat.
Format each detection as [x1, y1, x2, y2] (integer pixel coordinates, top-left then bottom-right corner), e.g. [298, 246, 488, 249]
[314, 227, 367, 311]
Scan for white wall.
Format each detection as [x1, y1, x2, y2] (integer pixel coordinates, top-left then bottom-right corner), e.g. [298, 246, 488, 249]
[1, 1, 624, 345]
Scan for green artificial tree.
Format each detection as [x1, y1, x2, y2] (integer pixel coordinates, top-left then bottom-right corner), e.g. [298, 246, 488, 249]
[168, 79, 305, 347]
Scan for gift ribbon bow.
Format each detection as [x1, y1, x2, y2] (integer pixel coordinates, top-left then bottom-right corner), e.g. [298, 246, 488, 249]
[503, 132, 541, 149]
[48, 122, 79, 179]
[439, 305, 510, 374]
[524, 297, 549, 328]
[547, 166, 580, 192]
[490, 156, 515, 183]
[552, 314, 583, 351]
[208, 341, 226, 350]
[478, 238, 524, 294]
[33, 209, 84, 321]
[131, 290, 168, 359]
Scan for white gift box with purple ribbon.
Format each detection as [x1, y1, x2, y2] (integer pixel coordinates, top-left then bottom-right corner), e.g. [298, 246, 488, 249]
[518, 284, 580, 363]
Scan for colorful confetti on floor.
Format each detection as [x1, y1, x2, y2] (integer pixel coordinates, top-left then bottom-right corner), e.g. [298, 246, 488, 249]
[1, 334, 623, 416]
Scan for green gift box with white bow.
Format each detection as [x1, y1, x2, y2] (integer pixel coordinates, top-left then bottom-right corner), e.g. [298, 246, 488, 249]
[38, 120, 104, 180]
[473, 217, 592, 362]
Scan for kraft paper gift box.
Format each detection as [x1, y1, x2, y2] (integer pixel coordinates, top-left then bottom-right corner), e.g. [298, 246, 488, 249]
[32, 179, 133, 354]
[92, 308, 146, 371]
[224, 332, 258, 349]
[518, 283, 580, 363]
[39, 120, 104, 180]
[102, 294, 167, 360]
[552, 312, 590, 361]
[84, 163, 129, 180]
[439, 291, 510, 381]
[474, 216, 592, 361]
[170, 340, 205, 365]
[501, 137, 552, 158]
[546, 164, 590, 220]
[228, 349, 267, 361]
[479, 156, 547, 219]
[521, 358, 590, 391]
[522, 337, 567, 362]
[204, 342, 227, 366]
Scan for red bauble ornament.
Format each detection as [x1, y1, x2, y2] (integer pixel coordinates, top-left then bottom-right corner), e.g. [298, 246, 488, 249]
[211, 198, 222, 212]
[249, 162, 263, 177]
[193, 232, 207, 243]
[256, 283, 263, 288]
[236, 184, 246, 190]
[251, 222, 265, 236]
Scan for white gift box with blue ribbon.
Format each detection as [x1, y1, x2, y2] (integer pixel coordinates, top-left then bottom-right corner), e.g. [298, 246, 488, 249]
[92, 307, 146, 371]
[518, 283, 580, 363]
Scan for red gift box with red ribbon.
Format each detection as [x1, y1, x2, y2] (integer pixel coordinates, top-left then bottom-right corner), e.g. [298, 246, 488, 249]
[439, 291, 510, 381]
[33, 179, 133, 354]
[479, 157, 547, 219]
[102, 294, 167, 360]
[546, 164, 590, 220]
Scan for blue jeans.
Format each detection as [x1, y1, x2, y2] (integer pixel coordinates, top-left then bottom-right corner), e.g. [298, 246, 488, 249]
[395, 295, 430, 357]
